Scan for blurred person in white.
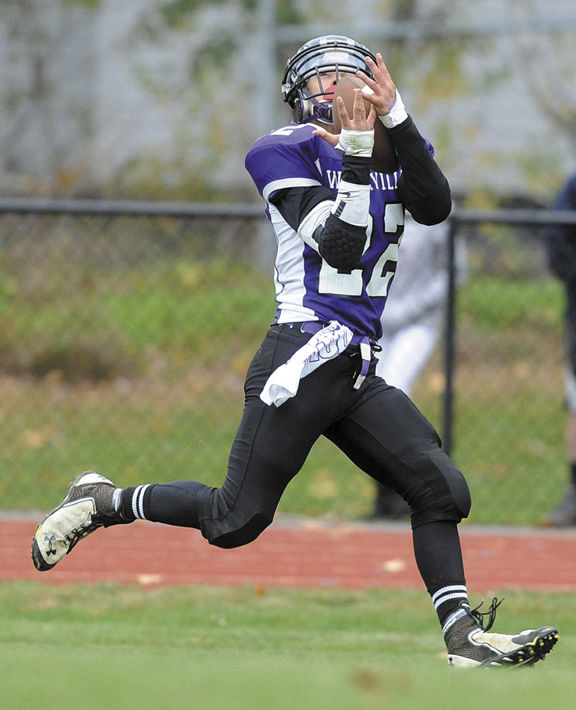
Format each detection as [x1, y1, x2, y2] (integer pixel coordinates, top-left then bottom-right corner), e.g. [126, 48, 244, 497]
[370, 214, 467, 519]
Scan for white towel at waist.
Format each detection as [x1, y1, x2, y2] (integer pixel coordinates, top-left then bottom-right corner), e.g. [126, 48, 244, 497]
[260, 321, 353, 407]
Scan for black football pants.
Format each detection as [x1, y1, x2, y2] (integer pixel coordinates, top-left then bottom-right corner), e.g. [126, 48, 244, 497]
[146, 324, 471, 554]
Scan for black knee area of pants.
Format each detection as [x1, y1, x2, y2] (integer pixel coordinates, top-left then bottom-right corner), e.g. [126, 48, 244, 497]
[453, 482, 472, 520]
[409, 449, 472, 527]
[197, 480, 279, 549]
[203, 512, 273, 549]
[448, 466, 472, 520]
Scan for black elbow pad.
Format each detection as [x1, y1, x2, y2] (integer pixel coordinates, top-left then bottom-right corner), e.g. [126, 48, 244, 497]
[314, 214, 367, 272]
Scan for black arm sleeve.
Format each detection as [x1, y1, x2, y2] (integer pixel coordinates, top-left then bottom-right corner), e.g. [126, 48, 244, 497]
[314, 153, 371, 271]
[268, 184, 335, 232]
[389, 116, 452, 225]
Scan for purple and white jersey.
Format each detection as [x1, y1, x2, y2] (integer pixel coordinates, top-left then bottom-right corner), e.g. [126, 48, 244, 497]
[245, 123, 405, 341]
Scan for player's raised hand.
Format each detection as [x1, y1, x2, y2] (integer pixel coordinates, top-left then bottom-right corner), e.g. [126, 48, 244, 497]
[357, 53, 398, 116]
[336, 89, 376, 131]
[313, 87, 375, 147]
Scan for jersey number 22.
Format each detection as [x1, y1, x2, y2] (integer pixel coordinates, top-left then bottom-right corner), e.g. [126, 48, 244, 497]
[318, 203, 404, 297]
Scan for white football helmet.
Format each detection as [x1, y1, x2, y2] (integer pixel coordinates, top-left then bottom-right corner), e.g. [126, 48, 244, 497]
[282, 35, 377, 124]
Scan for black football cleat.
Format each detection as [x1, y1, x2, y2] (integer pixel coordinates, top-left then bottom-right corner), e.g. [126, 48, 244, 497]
[32, 471, 127, 571]
[444, 599, 559, 669]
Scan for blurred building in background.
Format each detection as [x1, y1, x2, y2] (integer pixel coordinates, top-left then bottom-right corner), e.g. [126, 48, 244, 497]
[0, 0, 576, 200]
[0, 0, 575, 203]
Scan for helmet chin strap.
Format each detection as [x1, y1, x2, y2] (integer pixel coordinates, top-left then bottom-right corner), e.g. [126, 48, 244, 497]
[304, 98, 333, 124]
[299, 88, 334, 124]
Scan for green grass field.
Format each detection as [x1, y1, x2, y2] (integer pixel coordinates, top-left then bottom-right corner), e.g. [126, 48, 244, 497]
[1, 245, 575, 708]
[1, 582, 575, 710]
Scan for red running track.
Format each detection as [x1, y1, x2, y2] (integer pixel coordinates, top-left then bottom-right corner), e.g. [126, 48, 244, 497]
[2, 514, 576, 593]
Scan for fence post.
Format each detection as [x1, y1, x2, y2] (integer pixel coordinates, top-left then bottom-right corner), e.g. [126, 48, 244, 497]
[255, 0, 278, 271]
[442, 216, 458, 456]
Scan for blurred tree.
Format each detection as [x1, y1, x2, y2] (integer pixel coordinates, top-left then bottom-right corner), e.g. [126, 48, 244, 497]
[0, 0, 98, 196]
[509, 0, 576, 157]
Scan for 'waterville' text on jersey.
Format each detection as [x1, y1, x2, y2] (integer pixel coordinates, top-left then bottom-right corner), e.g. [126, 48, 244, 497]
[325, 169, 399, 191]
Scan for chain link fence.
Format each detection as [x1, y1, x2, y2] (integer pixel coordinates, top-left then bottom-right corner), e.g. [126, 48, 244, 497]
[434, 208, 575, 525]
[0, 199, 573, 526]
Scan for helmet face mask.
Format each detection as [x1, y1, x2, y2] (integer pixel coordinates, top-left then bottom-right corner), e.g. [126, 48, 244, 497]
[282, 36, 377, 124]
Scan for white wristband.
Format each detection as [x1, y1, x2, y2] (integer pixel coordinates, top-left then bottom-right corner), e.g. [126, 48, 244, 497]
[336, 128, 374, 157]
[378, 90, 408, 129]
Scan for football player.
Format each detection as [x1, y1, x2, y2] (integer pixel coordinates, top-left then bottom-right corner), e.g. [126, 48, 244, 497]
[32, 35, 558, 668]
